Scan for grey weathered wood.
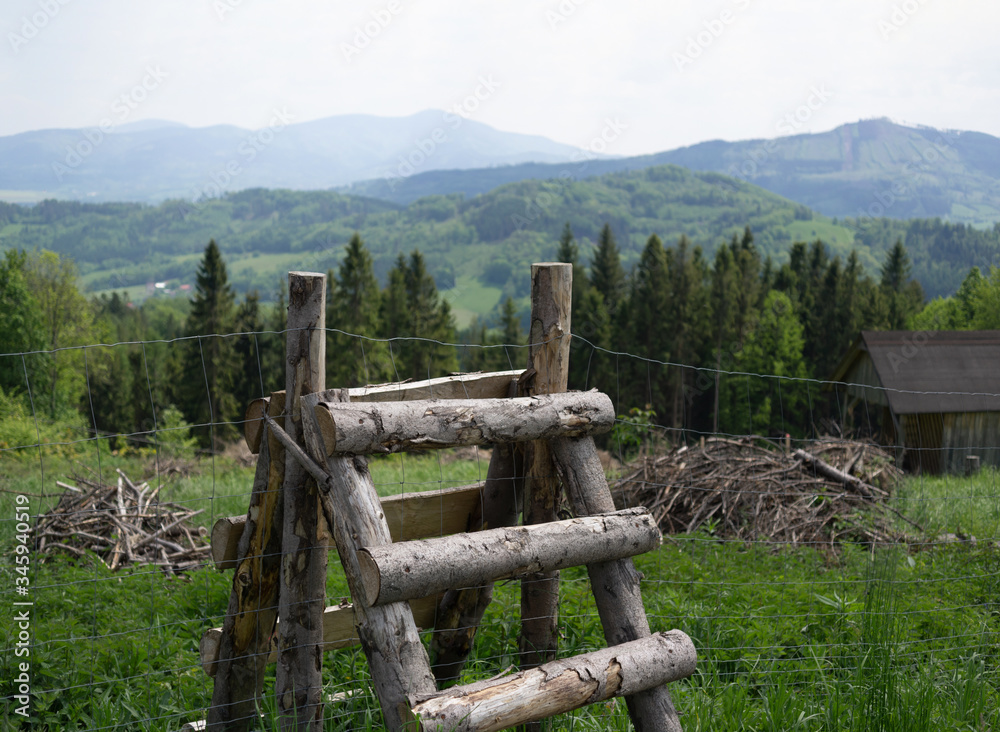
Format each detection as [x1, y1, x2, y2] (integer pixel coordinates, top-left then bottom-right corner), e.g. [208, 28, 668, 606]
[243, 370, 525, 455]
[207, 393, 286, 731]
[312, 390, 613, 455]
[407, 630, 697, 732]
[520, 262, 572, 677]
[550, 435, 687, 732]
[293, 392, 438, 731]
[430, 434, 524, 684]
[277, 271, 327, 732]
[359, 509, 660, 606]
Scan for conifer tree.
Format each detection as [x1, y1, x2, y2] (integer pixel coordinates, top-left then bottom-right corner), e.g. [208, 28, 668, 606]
[328, 233, 387, 386]
[880, 239, 924, 329]
[181, 239, 238, 446]
[629, 234, 670, 416]
[589, 223, 625, 315]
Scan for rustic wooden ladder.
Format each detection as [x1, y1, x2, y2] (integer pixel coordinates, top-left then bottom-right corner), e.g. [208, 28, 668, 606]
[273, 388, 697, 732]
[197, 265, 695, 731]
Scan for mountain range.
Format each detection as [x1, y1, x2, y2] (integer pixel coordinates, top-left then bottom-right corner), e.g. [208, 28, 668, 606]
[3, 115, 1000, 228]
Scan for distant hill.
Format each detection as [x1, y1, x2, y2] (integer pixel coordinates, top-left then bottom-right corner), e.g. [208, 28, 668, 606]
[4, 164, 997, 322]
[0, 111, 593, 203]
[344, 119, 1000, 227]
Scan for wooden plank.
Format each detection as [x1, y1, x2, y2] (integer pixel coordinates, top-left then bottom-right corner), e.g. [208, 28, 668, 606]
[358, 509, 660, 607]
[520, 262, 572, 680]
[550, 435, 686, 732]
[407, 631, 697, 732]
[243, 369, 523, 455]
[312, 390, 613, 456]
[277, 271, 327, 732]
[206, 392, 286, 732]
[200, 595, 443, 677]
[210, 483, 487, 569]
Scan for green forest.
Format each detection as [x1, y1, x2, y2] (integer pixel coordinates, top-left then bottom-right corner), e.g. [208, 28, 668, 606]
[3, 219, 1000, 456]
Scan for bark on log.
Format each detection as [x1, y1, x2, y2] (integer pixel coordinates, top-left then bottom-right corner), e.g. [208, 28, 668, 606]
[296, 391, 438, 731]
[207, 392, 286, 732]
[407, 630, 697, 732]
[277, 271, 327, 732]
[793, 448, 884, 498]
[520, 263, 572, 679]
[211, 482, 487, 570]
[244, 369, 524, 455]
[360, 509, 660, 607]
[200, 595, 442, 676]
[429, 437, 524, 684]
[311, 390, 612, 456]
[550, 435, 687, 732]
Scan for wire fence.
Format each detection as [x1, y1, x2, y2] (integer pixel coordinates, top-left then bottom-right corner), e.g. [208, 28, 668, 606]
[1, 329, 999, 731]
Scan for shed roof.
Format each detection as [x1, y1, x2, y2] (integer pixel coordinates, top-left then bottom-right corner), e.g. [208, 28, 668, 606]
[831, 331, 1000, 415]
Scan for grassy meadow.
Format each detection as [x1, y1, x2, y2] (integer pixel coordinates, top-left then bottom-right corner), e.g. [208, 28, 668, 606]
[1, 442, 998, 730]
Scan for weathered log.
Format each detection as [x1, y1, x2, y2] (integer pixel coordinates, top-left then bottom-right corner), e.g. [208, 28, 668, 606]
[277, 271, 327, 732]
[244, 370, 524, 455]
[293, 392, 438, 731]
[407, 630, 697, 732]
[210, 482, 487, 570]
[550, 435, 686, 732]
[200, 595, 442, 676]
[430, 436, 524, 684]
[360, 509, 659, 607]
[520, 263, 572, 679]
[311, 390, 612, 456]
[207, 393, 286, 732]
[793, 448, 884, 498]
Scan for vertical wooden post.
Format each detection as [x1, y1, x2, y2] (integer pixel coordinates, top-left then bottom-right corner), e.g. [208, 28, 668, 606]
[206, 392, 286, 732]
[519, 263, 572, 680]
[276, 272, 327, 731]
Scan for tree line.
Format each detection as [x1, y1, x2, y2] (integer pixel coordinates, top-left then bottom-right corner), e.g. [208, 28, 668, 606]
[2, 223, 998, 452]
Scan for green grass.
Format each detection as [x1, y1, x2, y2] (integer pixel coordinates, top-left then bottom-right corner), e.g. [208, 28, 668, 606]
[441, 275, 505, 329]
[2, 450, 998, 730]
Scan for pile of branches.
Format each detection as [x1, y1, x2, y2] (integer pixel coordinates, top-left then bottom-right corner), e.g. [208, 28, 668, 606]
[36, 468, 211, 574]
[615, 437, 914, 546]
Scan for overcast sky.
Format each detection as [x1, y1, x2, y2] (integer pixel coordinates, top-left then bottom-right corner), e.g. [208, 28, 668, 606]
[3, 0, 997, 156]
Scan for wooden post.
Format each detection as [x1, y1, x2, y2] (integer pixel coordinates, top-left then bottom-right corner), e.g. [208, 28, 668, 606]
[206, 393, 286, 731]
[520, 263, 572, 684]
[276, 272, 327, 731]
[550, 435, 687, 732]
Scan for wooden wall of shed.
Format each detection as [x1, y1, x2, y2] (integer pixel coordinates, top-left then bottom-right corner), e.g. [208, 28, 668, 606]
[900, 413, 943, 474]
[843, 355, 888, 407]
[942, 412, 1000, 473]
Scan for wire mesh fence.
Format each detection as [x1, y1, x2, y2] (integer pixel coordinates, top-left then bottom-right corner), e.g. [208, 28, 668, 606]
[1, 328, 999, 731]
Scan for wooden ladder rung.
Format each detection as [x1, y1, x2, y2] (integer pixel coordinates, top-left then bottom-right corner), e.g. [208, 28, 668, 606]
[407, 631, 697, 732]
[358, 508, 660, 607]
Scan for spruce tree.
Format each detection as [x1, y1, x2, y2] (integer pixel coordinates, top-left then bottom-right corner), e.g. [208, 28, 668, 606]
[328, 233, 387, 386]
[589, 223, 625, 314]
[880, 239, 924, 329]
[181, 239, 238, 447]
[629, 234, 670, 416]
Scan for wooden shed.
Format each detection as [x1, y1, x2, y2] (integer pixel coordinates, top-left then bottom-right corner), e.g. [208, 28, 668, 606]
[830, 330, 1000, 474]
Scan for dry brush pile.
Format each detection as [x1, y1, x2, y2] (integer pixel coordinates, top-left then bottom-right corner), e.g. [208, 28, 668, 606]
[35, 468, 211, 573]
[614, 437, 914, 546]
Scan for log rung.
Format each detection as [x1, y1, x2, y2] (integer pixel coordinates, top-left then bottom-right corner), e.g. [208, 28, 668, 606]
[199, 595, 442, 677]
[359, 508, 661, 607]
[407, 630, 697, 732]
